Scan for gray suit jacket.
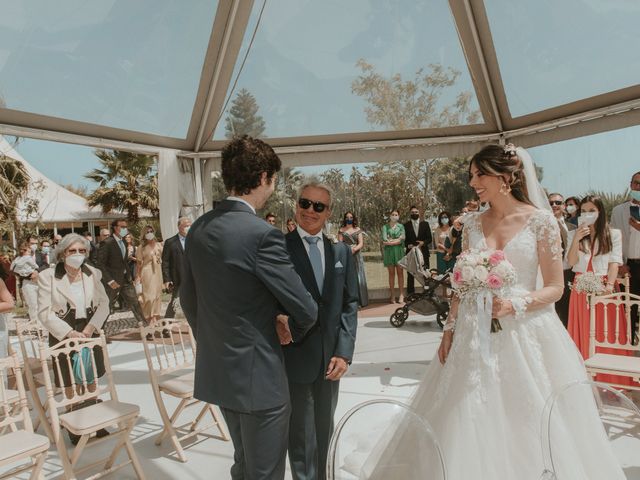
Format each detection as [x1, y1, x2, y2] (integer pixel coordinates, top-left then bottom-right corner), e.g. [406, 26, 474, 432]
[180, 199, 318, 412]
[283, 230, 359, 384]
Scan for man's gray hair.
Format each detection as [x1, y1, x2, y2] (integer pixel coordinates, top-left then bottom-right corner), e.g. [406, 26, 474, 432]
[297, 178, 333, 208]
[177, 216, 191, 227]
[56, 233, 90, 260]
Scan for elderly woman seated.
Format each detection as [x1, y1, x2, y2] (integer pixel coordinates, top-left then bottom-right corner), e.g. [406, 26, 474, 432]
[37, 233, 111, 444]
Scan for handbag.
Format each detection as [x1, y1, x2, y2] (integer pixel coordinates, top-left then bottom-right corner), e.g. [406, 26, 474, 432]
[72, 347, 95, 384]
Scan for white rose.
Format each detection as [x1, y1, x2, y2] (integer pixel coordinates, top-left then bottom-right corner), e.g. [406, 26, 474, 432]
[462, 266, 475, 282]
[474, 265, 489, 282]
[465, 254, 479, 266]
[492, 263, 510, 277]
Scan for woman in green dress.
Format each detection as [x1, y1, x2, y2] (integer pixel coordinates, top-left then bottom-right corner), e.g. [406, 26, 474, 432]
[382, 210, 406, 303]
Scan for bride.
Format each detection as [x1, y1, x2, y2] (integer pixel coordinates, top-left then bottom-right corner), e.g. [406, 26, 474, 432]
[364, 145, 625, 479]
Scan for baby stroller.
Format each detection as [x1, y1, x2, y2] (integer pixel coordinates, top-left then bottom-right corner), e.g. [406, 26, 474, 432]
[390, 247, 450, 328]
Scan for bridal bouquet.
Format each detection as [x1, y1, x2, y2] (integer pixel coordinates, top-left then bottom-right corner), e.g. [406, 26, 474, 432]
[451, 248, 517, 333]
[571, 272, 605, 295]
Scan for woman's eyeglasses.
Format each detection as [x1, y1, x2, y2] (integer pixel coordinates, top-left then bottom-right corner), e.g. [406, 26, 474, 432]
[67, 248, 87, 254]
[298, 198, 328, 213]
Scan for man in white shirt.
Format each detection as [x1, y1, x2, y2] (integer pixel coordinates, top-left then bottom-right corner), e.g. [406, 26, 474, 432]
[611, 171, 640, 341]
[403, 206, 432, 295]
[162, 217, 192, 318]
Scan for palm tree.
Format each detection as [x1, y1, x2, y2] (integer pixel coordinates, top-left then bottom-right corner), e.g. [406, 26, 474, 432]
[85, 150, 159, 223]
[0, 153, 30, 230]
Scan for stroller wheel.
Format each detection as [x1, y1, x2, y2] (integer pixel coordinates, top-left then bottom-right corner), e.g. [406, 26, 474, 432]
[390, 308, 409, 328]
[436, 312, 447, 329]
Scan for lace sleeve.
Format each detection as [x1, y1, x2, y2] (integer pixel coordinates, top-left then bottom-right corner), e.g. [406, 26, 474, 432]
[517, 211, 564, 312]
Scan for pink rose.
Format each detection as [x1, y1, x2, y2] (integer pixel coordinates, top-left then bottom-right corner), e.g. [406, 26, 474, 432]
[487, 273, 503, 289]
[489, 250, 506, 266]
[453, 270, 463, 284]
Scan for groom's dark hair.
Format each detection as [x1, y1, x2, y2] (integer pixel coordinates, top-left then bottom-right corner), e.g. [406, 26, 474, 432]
[221, 135, 281, 196]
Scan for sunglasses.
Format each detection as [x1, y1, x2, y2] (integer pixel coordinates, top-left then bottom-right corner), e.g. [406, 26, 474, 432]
[67, 248, 87, 254]
[298, 198, 328, 213]
[549, 200, 563, 206]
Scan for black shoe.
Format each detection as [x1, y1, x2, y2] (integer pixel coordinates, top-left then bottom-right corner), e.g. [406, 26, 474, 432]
[96, 428, 110, 438]
[161, 329, 171, 338]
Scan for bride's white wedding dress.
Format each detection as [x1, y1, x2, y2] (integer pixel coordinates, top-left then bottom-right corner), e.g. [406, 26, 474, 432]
[364, 210, 626, 479]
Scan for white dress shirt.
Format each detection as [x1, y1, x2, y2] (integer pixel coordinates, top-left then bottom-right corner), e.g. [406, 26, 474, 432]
[179, 234, 186, 250]
[611, 200, 640, 261]
[566, 228, 623, 275]
[227, 196, 256, 214]
[411, 219, 420, 237]
[297, 226, 326, 274]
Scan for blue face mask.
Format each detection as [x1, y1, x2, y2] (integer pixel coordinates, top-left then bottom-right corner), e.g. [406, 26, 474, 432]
[41, 246, 50, 254]
[631, 190, 640, 202]
[119, 227, 128, 237]
[346, 218, 353, 225]
[441, 218, 449, 225]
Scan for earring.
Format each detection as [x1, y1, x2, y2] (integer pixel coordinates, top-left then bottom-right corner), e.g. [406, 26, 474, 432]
[500, 183, 512, 195]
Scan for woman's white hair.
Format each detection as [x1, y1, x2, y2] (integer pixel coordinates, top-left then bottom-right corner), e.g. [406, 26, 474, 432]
[55, 233, 90, 261]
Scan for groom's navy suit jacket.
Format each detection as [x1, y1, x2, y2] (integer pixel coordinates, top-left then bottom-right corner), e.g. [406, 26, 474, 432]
[180, 200, 318, 412]
[283, 230, 359, 384]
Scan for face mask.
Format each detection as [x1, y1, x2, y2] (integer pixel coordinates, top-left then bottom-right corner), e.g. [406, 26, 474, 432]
[390, 215, 399, 222]
[346, 218, 353, 225]
[41, 246, 50, 254]
[183, 227, 190, 236]
[410, 213, 419, 220]
[65, 253, 85, 269]
[631, 191, 640, 202]
[441, 218, 449, 225]
[566, 205, 577, 214]
[579, 212, 599, 226]
[145, 232, 155, 241]
[30, 244, 37, 252]
[119, 227, 128, 237]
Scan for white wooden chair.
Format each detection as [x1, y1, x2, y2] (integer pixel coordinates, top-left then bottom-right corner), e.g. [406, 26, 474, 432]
[585, 290, 640, 390]
[140, 319, 228, 462]
[39, 331, 145, 479]
[0, 353, 50, 480]
[10, 319, 55, 442]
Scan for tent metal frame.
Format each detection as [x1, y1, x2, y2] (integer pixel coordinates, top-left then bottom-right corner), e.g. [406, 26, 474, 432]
[1, 0, 639, 165]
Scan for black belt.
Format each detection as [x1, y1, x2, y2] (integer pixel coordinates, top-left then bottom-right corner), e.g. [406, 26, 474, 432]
[628, 259, 640, 264]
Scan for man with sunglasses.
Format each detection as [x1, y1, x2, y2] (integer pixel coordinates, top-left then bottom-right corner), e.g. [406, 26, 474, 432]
[282, 181, 359, 480]
[180, 135, 317, 480]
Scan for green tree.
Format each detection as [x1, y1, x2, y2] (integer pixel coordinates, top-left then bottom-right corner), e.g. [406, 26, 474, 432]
[0, 153, 32, 235]
[85, 150, 159, 223]
[431, 158, 474, 214]
[224, 88, 266, 139]
[352, 60, 481, 130]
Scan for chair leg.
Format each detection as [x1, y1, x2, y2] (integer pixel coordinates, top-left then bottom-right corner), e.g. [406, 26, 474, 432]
[155, 398, 188, 446]
[124, 432, 146, 480]
[190, 403, 209, 431]
[208, 404, 230, 441]
[28, 452, 47, 480]
[30, 389, 54, 442]
[56, 433, 78, 480]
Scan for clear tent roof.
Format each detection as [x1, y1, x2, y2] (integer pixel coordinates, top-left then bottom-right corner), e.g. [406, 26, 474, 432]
[1, 0, 639, 162]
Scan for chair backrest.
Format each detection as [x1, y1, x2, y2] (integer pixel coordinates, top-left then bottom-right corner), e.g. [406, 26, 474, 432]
[588, 290, 640, 357]
[39, 331, 116, 411]
[327, 399, 447, 480]
[140, 319, 196, 378]
[0, 353, 34, 433]
[12, 319, 48, 375]
[541, 380, 640, 479]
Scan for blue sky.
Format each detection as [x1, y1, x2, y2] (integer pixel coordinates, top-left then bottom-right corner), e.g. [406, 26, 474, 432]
[4, 0, 640, 198]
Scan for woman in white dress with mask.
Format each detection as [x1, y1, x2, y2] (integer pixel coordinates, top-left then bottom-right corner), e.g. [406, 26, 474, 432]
[365, 144, 625, 480]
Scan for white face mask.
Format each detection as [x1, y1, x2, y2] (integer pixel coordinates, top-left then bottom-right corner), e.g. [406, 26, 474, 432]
[30, 244, 37, 252]
[65, 253, 85, 269]
[579, 212, 598, 226]
[145, 232, 155, 241]
[390, 215, 399, 222]
[566, 205, 577, 214]
[182, 227, 190, 236]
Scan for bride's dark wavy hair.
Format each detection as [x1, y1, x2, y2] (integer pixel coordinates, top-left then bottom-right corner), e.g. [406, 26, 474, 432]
[579, 195, 612, 256]
[469, 145, 534, 207]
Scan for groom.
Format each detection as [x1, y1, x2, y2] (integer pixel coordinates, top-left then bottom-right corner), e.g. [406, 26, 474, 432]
[181, 136, 318, 480]
[282, 181, 359, 480]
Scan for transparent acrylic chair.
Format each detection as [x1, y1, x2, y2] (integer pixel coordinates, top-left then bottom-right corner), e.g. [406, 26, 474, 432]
[327, 399, 447, 480]
[540, 380, 640, 479]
